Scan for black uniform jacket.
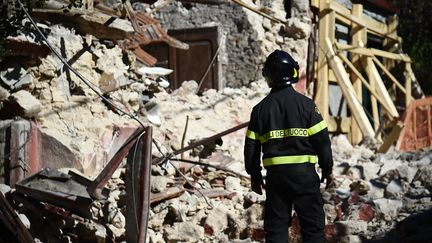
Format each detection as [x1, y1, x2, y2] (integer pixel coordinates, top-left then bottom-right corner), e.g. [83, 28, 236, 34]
[244, 85, 333, 181]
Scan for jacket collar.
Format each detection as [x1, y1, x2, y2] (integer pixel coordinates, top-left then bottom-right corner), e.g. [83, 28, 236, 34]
[270, 84, 293, 93]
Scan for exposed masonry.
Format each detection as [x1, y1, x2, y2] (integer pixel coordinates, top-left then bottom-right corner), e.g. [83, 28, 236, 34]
[154, 0, 312, 88]
[1, 1, 431, 242]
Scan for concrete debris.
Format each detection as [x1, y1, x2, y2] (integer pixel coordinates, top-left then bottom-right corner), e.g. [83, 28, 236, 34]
[284, 18, 312, 39]
[157, 77, 171, 88]
[204, 205, 233, 236]
[8, 90, 42, 118]
[143, 100, 162, 126]
[138, 66, 173, 76]
[104, 202, 126, 229]
[151, 175, 170, 193]
[164, 221, 205, 242]
[77, 221, 107, 243]
[385, 180, 404, 199]
[0, 1, 431, 242]
[0, 86, 10, 101]
[0, 64, 33, 90]
[396, 164, 418, 183]
[0, 184, 11, 194]
[373, 198, 403, 220]
[335, 220, 368, 235]
[18, 213, 31, 229]
[0, 82, 429, 243]
[413, 166, 432, 191]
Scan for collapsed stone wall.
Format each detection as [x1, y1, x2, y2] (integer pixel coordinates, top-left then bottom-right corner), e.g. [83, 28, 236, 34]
[154, 0, 312, 88]
[0, 23, 271, 180]
[0, 1, 431, 242]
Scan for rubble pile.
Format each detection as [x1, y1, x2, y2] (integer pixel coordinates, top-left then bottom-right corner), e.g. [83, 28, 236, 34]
[143, 135, 432, 242]
[2, 131, 431, 242]
[0, 3, 431, 243]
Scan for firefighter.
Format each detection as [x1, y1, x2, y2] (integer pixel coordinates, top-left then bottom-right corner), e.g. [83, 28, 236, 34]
[244, 50, 334, 243]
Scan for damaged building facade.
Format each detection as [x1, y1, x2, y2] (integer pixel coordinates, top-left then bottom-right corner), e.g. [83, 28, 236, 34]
[150, 0, 311, 90]
[0, 0, 432, 242]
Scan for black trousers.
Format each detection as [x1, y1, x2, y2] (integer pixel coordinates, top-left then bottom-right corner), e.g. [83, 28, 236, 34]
[264, 163, 325, 243]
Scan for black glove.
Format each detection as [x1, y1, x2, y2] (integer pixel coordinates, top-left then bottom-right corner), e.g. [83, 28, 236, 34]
[320, 173, 334, 189]
[251, 178, 265, 195]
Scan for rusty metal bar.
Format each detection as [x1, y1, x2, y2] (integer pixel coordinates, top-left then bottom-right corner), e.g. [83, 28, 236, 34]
[138, 126, 152, 243]
[125, 126, 152, 243]
[86, 127, 145, 199]
[170, 158, 250, 179]
[150, 187, 186, 205]
[196, 44, 221, 93]
[0, 192, 35, 243]
[15, 169, 93, 218]
[153, 122, 249, 164]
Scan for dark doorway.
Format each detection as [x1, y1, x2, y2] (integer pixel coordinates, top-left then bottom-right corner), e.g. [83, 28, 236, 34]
[143, 26, 219, 93]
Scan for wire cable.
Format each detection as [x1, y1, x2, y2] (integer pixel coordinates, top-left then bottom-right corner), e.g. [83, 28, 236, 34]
[17, 0, 172, 156]
[17, 0, 146, 128]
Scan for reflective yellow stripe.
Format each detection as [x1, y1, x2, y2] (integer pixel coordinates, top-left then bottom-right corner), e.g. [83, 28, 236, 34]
[293, 68, 298, 78]
[260, 128, 308, 143]
[263, 155, 317, 167]
[246, 129, 260, 140]
[307, 120, 327, 136]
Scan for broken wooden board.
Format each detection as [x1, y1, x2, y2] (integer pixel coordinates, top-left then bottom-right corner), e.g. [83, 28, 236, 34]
[31, 11, 132, 40]
[198, 188, 236, 199]
[150, 187, 186, 205]
[325, 38, 375, 138]
[378, 121, 404, 153]
[5, 38, 50, 58]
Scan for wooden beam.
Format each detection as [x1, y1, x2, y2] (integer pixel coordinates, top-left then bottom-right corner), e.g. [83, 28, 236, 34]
[327, 116, 351, 133]
[150, 187, 186, 205]
[315, 0, 335, 122]
[370, 47, 411, 63]
[323, 1, 395, 40]
[311, 0, 319, 9]
[384, 15, 399, 49]
[349, 3, 365, 145]
[372, 56, 409, 95]
[378, 121, 404, 153]
[337, 53, 395, 119]
[31, 11, 131, 40]
[404, 63, 413, 107]
[314, 61, 338, 84]
[329, 69, 338, 84]
[325, 38, 375, 137]
[335, 43, 412, 62]
[362, 57, 399, 118]
[369, 65, 380, 137]
[198, 189, 236, 199]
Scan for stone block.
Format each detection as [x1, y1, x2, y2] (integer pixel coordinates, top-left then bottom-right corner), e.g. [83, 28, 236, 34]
[396, 164, 418, 183]
[373, 198, 403, 220]
[413, 167, 432, 191]
[164, 222, 204, 242]
[246, 224, 265, 242]
[385, 180, 404, 199]
[358, 203, 375, 222]
[335, 220, 367, 235]
[0, 86, 9, 101]
[9, 90, 42, 118]
[204, 205, 231, 235]
[338, 234, 362, 243]
[151, 175, 169, 193]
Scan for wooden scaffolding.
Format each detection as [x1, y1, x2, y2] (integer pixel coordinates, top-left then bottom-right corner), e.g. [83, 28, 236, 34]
[310, 0, 417, 148]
